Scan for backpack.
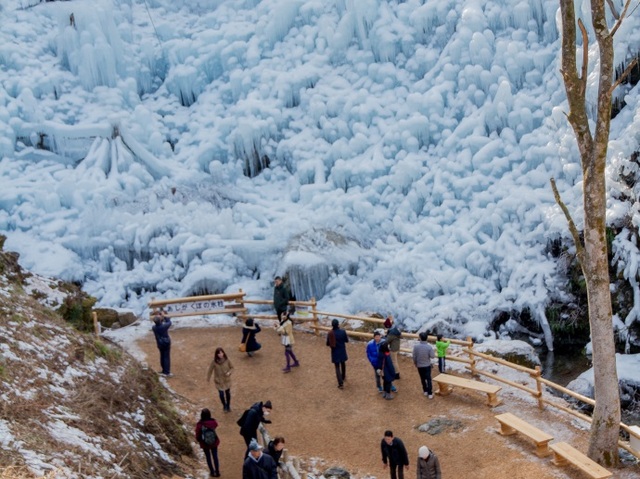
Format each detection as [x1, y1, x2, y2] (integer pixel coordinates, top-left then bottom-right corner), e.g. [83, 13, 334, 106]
[201, 425, 217, 446]
[237, 408, 250, 428]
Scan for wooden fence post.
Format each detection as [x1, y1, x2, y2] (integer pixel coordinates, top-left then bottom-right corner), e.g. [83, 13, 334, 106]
[467, 337, 476, 376]
[534, 365, 545, 410]
[237, 289, 247, 321]
[311, 297, 318, 335]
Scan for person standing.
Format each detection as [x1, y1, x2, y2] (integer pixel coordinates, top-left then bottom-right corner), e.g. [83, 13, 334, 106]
[207, 347, 234, 412]
[378, 342, 396, 400]
[435, 334, 451, 374]
[273, 276, 291, 321]
[195, 408, 220, 477]
[243, 439, 278, 479]
[151, 309, 172, 377]
[276, 313, 300, 372]
[326, 318, 349, 389]
[412, 332, 436, 398]
[384, 315, 402, 380]
[366, 330, 383, 392]
[381, 430, 409, 479]
[416, 445, 441, 479]
[241, 318, 262, 357]
[239, 400, 273, 453]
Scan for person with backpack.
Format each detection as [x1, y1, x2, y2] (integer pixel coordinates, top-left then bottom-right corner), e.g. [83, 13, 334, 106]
[207, 347, 234, 412]
[195, 408, 220, 477]
[326, 318, 349, 389]
[241, 318, 262, 357]
[366, 330, 383, 392]
[151, 309, 172, 377]
[273, 276, 290, 321]
[276, 312, 300, 373]
[238, 400, 273, 455]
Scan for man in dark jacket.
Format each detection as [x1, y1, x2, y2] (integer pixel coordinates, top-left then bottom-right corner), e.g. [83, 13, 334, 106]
[326, 318, 349, 389]
[381, 430, 409, 479]
[385, 315, 402, 379]
[273, 276, 290, 321]
[243, 439, 277, 479]
[151, 309, 172, 376]
[239, 400, 273, 453]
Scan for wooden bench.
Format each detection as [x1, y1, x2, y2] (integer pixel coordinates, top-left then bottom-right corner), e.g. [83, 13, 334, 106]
[549, 442, 612, 479]
[495, 412, 553, 457]
[433, 373, 502, 407]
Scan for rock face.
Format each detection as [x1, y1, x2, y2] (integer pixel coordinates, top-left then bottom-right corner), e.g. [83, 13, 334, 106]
[322, 466, 351, 478]
[94, 308, 139, 329]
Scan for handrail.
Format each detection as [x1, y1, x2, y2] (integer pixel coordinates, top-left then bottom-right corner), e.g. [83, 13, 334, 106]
[148, 290, 640, 459]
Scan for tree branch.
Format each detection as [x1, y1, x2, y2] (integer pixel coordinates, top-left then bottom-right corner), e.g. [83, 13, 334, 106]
[610, 57, 639, 94]
[606, 0, 620, 19]
[578, 19, 589, 96]
[550, 177, 585, 269]
[611, 0, 633, 37]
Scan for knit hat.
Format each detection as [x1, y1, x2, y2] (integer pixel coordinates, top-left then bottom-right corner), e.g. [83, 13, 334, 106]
[383, 317, 392, 328]
[263, 400, 272, 409]
[249, 439, 263, 451]
[418, 446, 430, 459]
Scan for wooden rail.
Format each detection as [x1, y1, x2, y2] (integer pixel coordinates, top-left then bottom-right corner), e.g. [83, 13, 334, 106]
[147, 290, 640, 460]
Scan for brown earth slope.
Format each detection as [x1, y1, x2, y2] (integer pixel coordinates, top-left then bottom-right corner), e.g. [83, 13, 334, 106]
[135, 323, 639, 479]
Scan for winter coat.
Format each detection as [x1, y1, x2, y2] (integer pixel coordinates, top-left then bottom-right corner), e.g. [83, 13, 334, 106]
[435, 340, 450, 358]
[380, 351, 396, 382]
[207, 357, 233, 391]
[412, 342, 435, 368]
[240, 402, 271, 439]
[266, 440, 284, 464]
[242, 323, 262, 352]
[276, 318, 295, 346]
[326, 326, 349, 364]
[243, 452, 278, 479]
[381, 437, 409, 466]
[386, 326, 401, 352]
[152, 317, 171, 347]
[366, 339, 381, 368]
[195, 418, 220, 450]
[416, 453, 441, 479]
[273, 284, 290, 313]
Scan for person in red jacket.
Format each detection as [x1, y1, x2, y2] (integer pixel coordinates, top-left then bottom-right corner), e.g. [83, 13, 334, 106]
[195, 408, 220, 477]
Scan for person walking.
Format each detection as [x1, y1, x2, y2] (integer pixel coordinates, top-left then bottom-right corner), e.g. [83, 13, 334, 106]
[435, 334, 451, 374]
[276, 313, 300, 372]
[243, 439, 278, 479]
[326, 318, 349, 389]
[273, 276, 291, 321]
[195, 408, 220, 477]
[241, 318, 262, 357]
[238, 400, 273, 453]
[207, 347, 234, 412]
[412, 332, 436, 398]
[416, 445, 441, 479]
[378, 342, 396, 400]
[380, 430, 409, 479]
[366, 330, 383, 392]
[151, 309, 172, 377]
[384, 315, 402, 379]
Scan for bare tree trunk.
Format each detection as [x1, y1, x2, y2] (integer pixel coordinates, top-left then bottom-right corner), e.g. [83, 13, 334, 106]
[558, 0, 621, 466]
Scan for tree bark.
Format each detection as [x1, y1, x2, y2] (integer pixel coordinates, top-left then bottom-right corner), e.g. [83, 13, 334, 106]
[558, 0, 621, 466]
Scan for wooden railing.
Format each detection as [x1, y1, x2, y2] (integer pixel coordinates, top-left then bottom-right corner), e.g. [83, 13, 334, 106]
[147, 290, 640, 460]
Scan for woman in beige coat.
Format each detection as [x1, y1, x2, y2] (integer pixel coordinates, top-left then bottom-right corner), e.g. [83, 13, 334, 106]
[276, 313, 300, 373]
[207, 347, 234, 412]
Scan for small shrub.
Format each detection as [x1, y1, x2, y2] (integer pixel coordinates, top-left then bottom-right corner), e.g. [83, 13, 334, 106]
[57, 291, 97, 332]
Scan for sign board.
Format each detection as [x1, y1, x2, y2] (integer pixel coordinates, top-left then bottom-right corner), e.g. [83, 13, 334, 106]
[162, 299, 226, 316]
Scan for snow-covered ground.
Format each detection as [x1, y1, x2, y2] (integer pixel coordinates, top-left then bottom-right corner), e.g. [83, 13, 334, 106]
[2, 0, 640, 350]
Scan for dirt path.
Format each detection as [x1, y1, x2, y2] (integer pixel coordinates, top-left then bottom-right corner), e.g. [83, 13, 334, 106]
[135, 323, 637, 479]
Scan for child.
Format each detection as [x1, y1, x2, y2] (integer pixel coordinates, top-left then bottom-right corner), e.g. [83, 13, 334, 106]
[435, 334, 450, 374]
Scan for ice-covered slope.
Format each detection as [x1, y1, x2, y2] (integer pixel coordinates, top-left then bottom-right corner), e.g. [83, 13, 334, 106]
[2, 0, 640, 345]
